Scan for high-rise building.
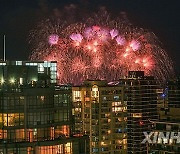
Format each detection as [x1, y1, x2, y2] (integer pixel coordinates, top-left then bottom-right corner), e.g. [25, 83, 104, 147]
[119, 71, 158, 154]
[150, 121, 180, 153]
[72, 71, 158, 154]
[0, 61, 88, 154]
[72, 80, 127, 154]
[167, 79, 180, 120]
[150, 78, 180, 153]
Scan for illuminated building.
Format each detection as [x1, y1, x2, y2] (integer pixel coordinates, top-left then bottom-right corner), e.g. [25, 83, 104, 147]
[0, 61, 88, 154]
[72, 71, 158, 154]
[150, 79, 180, 153]
[167, 79, 180, 116]
[119, 71, 158, 153]
[72, 80, 127, 154]
[150, 121, 180, 153]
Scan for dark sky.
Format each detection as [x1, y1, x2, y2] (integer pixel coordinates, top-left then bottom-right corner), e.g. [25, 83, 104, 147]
[0, 0, 180, 73]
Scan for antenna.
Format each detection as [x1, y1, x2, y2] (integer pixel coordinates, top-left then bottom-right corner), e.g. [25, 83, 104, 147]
[3, 35, 6, 61]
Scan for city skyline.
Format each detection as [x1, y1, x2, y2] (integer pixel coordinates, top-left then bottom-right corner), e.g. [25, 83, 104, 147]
[0, 1, 180, 153]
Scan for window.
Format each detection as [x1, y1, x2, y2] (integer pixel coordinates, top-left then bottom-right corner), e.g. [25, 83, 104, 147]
[92, 148, 98, 152]
[3, 113, 24, 126]
[16, 61, 22, 65]
[28, 111, 52, 125]
[114, 95, 120, 101]
[0, 63, 6, 65]
[55, 125, 70, 137]
[54, 94, 70, 107]
[73, 91, 81, 101]
[112, 102, 125, 112]
[103, 96, 107, 100]
[92, 85, 99, 98]
[54, 109, 69, 122]
[15, 129, 25, 141]
[38, 64, 44, 72]
[132, 113, 142, 118]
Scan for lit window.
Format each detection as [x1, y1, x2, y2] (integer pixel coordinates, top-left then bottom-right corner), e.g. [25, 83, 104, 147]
[112, 107, 123, 112]
[10, 78, 15, 84]
[85, 97, 90, 101]
[114, 95, 120, 100]
[116, 140, 122, 144]
[0, 78, 4, 84]
[101, 141, 107, 146]
[103, 96, 107, 100]
[16, 61, 22, 65]
[20, 78, 23, 85]
[169, 139, 173, 144]
[73, 91, 81, 101]
[38, 64, 44, 72]
[40, 96, 45, 101]
[0, 63, 6, 65]
[132, 113, 142, 118]
[20, 96, 24, 100]
[75, 108, 81, 112]
[92, 85, 99, 98]
[123, 139, 127, 144]
[112, 101, 121, 106]
[118, 118, 122, 122]
[112, 101, 124, 112]
[65, 142, 72, 153]
[3, 113, 24, 126]
[56, 144, 63, 153]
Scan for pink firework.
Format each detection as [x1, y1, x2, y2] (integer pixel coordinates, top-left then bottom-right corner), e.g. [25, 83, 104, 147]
[130, 40, 140, 51]
[29, 12, 174, 85]
[70, 33, 83, 42]
[110, 29, 119, 39]
[48, 34, 59, 45]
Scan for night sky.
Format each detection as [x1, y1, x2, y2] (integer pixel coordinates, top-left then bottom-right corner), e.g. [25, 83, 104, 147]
[0, 0, 180, 73]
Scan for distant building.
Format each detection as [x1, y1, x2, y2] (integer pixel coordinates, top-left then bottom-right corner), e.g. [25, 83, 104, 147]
[0, 61, 88, 154]
[150, 78, 180, 153]
[150, 121, 180, 153]
[119, 71, 158, 154]
[72, 80, 127, 154]
[167, 79, 180, 120]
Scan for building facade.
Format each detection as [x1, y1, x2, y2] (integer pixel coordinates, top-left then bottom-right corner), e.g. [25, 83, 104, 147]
[150, 78, 180, 153]
[150, 121, 180, 153]
[119, 71, 158, 153]
[72, 71, 158, 154]
[0, 61, 88, 154]
[72, 80, 127, 154]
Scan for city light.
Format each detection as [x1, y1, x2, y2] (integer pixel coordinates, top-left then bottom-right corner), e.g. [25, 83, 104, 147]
[32, 78, 37, 82]
[0, 78, 4, 84]
[10, 78, 15, 84]
[0, 0, 178, 153]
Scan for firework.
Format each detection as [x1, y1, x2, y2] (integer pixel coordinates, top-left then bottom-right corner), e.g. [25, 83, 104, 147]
[29, 12, 174, 85]
[48, 34, 59, 45]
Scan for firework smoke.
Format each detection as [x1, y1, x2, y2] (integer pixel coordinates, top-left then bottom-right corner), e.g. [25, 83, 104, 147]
[29, 11, 174, 85]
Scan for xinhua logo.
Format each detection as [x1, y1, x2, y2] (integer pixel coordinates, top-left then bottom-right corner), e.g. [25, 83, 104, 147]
[141, 132, 180, 144]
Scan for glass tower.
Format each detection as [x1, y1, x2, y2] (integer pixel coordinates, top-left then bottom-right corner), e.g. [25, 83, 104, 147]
[0, 61, 88, 154]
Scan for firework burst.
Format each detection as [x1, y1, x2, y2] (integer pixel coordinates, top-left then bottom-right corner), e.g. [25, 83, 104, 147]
[29, 11, 174, 85]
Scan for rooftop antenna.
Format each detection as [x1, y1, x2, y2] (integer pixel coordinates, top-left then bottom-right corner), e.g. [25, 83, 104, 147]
[3, 35, 6, 61]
